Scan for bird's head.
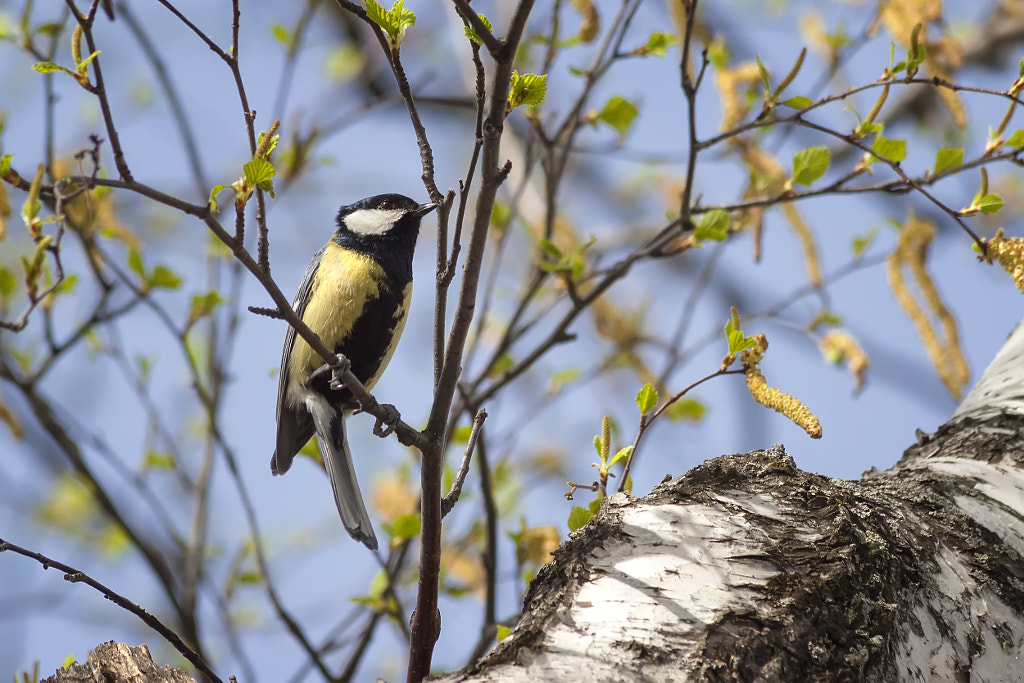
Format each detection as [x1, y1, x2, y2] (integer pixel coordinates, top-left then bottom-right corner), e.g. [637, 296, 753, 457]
[335, 194, 436, 245]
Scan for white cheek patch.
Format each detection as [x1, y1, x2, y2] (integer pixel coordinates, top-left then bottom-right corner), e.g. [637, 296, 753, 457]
[344, 208, 405, 236]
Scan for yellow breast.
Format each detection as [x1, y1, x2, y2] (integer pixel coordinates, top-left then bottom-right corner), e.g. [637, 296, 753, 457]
[288, 244, 386, 383]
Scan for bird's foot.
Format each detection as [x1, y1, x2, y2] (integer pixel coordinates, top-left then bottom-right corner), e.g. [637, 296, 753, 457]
[328, 354, 352, 391]
[373, 404, 400, 437]
[306, 354, 351, 389]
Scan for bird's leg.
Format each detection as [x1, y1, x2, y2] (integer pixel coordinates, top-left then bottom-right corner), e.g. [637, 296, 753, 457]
[328, 354, 352, 391]
[305, 354, 351, 389]
[372, 404, 401, 437]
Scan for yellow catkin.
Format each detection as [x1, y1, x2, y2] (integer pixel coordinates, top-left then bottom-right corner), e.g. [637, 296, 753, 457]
[879, 0, 966, 128]
[782, 203, 823, 288]
[0, 389, 24, 439]
[733, 139, 822, 284]
[601, 416, 611, 462]
[820, 330, 870, 392]
[981, 229, 1024, 294]
[745, 369, 823, 439]
[742, 335, 822, 439]
[887, 214, 968, 398]
[715, 62, 762, 132]
[0, 183, 9, 242]
[72, 24, 84, 67]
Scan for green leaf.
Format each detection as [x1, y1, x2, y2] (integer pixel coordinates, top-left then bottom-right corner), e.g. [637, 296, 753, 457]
[567, 505, 592, 532]
[635, 383, 658, 414]
[31, 61, 69, 75]
[77, 50, 100, 72]
[974, 193, 1004, 215]
[299, 437, 319, 459]
[608, 445, 632, 467]
[791, 146, 830, 186]
[595, 96, 639, 135]
[707, 39, 730, 68]
[496, 624, 512, 642]
[256, 130, 280, 159]
[854, 119, 883, 138]
[149, 265, 183, 290]
[0, 267, 16, 301]
[143, 451, 175, 470]
[324, 44, 364, 83]
[127, 249, 145, 279]
[642, 32, 676, 57]
[34, 23, 64, 38]
[871, 136, 906, 163]
[489, 353, 514, 378]
[587, 496, 602, 516]
[933, 147, 964, 175]
[187, 291, 225, 326]
[208, 184, 231, 212]
[490, 201, 512, 230]
[62, 653, 76, 669]
[1006, 130, 1024, 148]
[365, 0, 416, 47]
[233, 570, 262, 585]
[507, 71, 548, 113]
[817, 311, 843, 326]
[727, 329, 746, 354]
[243, 158, 275, 186]
[0, 13, 14, 40]
[755, 53, 770, 91]
[391, 513, 421, 539]
[537, 237, 562, 260]
[695, 209, 730, 241]
[464, 13, 492, 45]
[725, 310, 755, 354]
[516, 72, 548, 106]
[451, 424, 473, 444]
[548, 367, 580, 394]
[665, 397, 707, 422]
[781, 95, 813, 109]
[271, 23, 290, 46]
[851, 226, 877, 259]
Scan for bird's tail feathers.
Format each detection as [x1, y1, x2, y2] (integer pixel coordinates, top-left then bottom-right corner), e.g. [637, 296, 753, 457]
[307, 397, 379, 550]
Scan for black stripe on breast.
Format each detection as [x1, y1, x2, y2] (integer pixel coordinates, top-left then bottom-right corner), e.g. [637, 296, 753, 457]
[308, 279, 409, 409]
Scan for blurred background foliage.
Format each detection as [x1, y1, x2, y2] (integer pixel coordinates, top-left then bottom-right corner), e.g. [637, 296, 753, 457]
[2, 0, 1024, 680]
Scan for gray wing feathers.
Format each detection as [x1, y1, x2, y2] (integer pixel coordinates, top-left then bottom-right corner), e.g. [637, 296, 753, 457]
[307, 397, 379, 550]
[272, 249, 325, 476]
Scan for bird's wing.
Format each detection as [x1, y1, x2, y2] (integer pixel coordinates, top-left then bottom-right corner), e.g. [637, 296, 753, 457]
[272, 247, 325, 476]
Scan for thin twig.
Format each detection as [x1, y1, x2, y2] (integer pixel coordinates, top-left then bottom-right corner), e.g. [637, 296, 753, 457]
[442, 409, 488, 517]
[0, 537, 221, 682]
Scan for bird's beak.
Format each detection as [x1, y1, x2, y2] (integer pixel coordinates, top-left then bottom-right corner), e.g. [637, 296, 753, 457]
[413, 202, 437, 218]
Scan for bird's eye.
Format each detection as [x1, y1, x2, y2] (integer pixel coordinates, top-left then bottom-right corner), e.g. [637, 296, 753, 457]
[378, 200, 394, 210]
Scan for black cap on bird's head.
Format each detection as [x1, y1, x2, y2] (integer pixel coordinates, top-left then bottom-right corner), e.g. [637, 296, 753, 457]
[335, 193, 436, 244]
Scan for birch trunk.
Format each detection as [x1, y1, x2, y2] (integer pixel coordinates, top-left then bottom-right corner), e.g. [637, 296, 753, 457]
[436, 321, 1024, 682]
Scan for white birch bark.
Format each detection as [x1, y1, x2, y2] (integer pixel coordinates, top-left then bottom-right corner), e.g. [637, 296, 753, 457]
[435, 320, 1024, 682]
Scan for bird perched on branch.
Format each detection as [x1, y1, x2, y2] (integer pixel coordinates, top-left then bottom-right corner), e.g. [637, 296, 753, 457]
[273, 193, 436, 550]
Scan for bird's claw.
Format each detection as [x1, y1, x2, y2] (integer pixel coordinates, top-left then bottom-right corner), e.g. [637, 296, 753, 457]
[373, 404, 400, 437]
[306, 354, 351, 388]
[328, 354, 351, 391]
